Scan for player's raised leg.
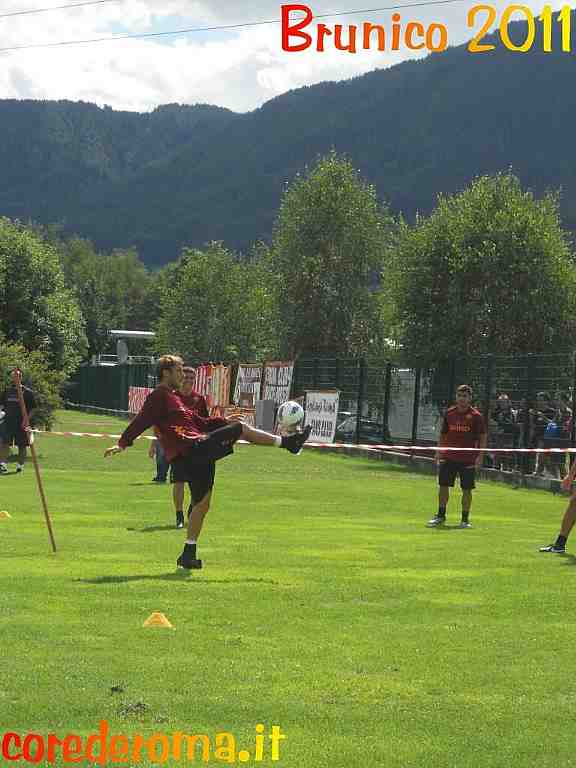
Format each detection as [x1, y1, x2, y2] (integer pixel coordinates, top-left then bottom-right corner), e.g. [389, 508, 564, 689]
[239, 421, 312, 454]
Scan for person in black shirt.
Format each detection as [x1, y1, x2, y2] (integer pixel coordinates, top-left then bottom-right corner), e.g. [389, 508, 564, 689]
[530, 392, 556, 476]
[0, 373, 37, 474]
[491, 393, 520, 471]
[550, 395, 573, 479]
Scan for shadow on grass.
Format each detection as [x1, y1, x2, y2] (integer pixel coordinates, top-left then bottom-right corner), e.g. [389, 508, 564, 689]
[3, 455, 46, 463]
[558, 554, 576, 566]
[126, 526, 177, 533]
[347, 462, 411, 473]
[425, 524, 470, 531]
[128, 482, 168, 487]
[75, 574, 279, 585]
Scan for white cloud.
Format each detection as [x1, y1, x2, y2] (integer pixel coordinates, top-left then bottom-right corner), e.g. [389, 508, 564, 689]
[0, 0, 568, 112]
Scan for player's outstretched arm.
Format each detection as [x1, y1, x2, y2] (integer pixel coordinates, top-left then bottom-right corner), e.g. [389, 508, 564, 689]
[107, 391, 162, 457]
[104, 445, 125, 458]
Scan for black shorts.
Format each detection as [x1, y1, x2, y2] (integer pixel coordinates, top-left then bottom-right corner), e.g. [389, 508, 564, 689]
[438, 461, 476, 490]
[1, 424, 28, 448]
[169, 422, 243, 503]
[170, 460, 216, 504]
[186, 421, 243, 463]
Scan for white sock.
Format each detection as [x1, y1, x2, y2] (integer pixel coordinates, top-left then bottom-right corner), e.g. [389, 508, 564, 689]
[274, 436, 282, 447]
[185, 539, 196, 546]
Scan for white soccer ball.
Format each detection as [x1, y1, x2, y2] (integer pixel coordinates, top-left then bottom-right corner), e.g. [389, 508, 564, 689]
[277, 400, 304, 428]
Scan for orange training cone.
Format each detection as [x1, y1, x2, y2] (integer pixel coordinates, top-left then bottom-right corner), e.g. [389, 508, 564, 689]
[143, 612, 174, 629]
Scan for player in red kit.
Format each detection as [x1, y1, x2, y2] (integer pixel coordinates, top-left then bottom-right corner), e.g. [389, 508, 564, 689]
[105, 355, 311, 569]
[427, 384, 487, 529]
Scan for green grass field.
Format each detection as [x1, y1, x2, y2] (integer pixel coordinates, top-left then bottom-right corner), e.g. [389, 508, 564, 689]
[1, 410, 575, 767]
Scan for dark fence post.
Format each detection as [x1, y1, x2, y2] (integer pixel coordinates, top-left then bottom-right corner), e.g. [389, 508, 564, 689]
[449, 357, 457, 404]
[571, 351, 576, 467]
[289, 359, 296, 399]
[483, 355, 493, 418]
[383, 362, 392, 442]
[356, 358, 366, 445]
[411, 368, 422, 447]
[78, 367, 86, 407]
[522, 354, 535, 475]
[483, 355, 494, 468]
[118, 364, 128, 411]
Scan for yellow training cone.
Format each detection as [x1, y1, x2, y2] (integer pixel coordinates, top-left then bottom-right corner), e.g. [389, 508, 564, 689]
[143, 612, 174, 629]
[0, 511, 11, 519]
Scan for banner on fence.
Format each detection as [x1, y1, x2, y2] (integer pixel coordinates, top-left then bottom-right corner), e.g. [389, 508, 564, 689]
[233, 364, 263, 406]
[304, 390, 340, 443]
[194, 364, 232, 409]
[128, 386, 153, 415]
[261, 361, 294, 405]
[212, 365, 231, 407]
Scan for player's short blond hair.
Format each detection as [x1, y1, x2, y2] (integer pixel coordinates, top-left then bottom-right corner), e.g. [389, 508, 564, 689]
[156, 355, 183, 380]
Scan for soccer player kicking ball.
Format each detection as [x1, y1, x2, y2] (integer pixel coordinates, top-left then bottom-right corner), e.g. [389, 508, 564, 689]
[104, 355, 311, 570]
[539, 459, 576, 554]
[427, 384, 487, 529]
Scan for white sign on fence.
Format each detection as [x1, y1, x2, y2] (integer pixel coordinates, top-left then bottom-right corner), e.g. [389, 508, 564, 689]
[261, 361, 294, 405]
[304, 390, 340, 443]
[233, 364, 263, 406]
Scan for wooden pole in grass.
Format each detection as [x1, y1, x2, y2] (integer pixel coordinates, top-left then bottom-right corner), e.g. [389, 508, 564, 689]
[13, 368, 57, 553]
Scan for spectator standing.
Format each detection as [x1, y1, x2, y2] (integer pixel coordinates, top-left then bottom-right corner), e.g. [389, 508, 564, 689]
[530, 392, 556, 476]
[0, 372, 37, 474]
[491, 394, 520, 472]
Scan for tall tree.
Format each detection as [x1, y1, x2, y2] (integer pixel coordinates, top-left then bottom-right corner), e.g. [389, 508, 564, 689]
[0, 219, 87, 374]
[391, 173, 576, 360]
[269, 151, 395, 357]
[155, 243, 273, 362]
[57, 237, 155, 356]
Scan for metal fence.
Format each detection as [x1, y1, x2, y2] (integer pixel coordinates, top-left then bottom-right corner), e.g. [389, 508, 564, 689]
[67, 362, 157, 412]
[291, 353, 576, 473]
[67, 352, 576, 474]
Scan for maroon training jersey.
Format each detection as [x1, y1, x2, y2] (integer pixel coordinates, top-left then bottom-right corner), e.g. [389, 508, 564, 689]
[119, 386, 227, 462]
[440, 406, 486, 463]
[177, 390, 209, 418]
